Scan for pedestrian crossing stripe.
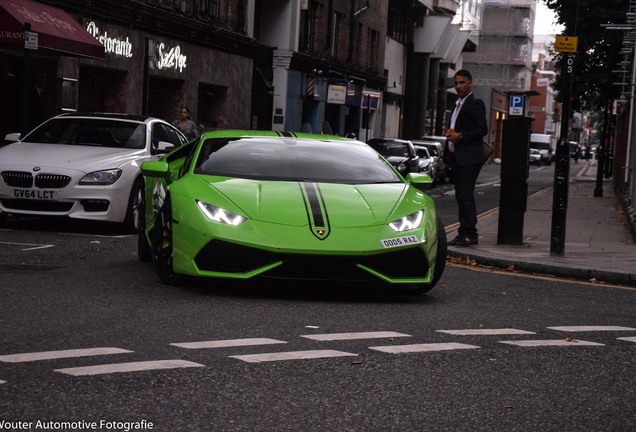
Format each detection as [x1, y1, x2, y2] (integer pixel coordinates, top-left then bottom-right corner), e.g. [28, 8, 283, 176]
[437, 329, 535, 336]
[369, 343, 481, 353]
[55, 359, 204, 376]
[170, 338, 287, 349]
[230, 350, 358, 363]
[547, 326, 636, 332]
[301, 331, 411, 341]
[0, 347, 133, 363]
[617, 336, 636, 343]
[499, 340, 604, 347]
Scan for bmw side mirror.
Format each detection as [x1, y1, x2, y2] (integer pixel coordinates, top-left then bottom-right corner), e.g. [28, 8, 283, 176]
[4, 133, 21, 143]
[155, 141, 175, 154]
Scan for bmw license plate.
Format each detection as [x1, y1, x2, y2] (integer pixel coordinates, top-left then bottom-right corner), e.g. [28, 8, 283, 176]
[12, 188, 57, 200]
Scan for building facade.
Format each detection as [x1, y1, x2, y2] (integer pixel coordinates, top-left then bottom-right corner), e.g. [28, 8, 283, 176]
[0, 0, 259, 139]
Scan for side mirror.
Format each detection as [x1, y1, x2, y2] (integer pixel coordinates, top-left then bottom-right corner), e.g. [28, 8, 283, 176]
[140, 160, 170, 178]
[4, 133, 21, 143]
[405, 172, 433, 190]
[155, 141, 175, 154]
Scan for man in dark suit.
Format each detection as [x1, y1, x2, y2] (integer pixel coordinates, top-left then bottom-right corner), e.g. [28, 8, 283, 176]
[444, 69, 488, 246]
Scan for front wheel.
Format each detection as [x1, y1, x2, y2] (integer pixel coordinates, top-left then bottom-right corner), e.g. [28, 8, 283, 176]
[415, 217, 447, 294]
[150, 195, 182, 285]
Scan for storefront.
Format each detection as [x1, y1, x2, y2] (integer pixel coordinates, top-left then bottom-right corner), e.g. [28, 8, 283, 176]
[1, 0, 255, 140]
[79, 19, 253, 130]
[0, 0, 105, 137]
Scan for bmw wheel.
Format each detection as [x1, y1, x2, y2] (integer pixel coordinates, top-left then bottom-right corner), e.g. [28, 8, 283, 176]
[124, 177, 144, 234]
[151, 194, 181, 285]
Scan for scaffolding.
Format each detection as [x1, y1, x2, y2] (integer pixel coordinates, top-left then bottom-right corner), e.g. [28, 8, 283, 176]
[463, 0, 535, 93]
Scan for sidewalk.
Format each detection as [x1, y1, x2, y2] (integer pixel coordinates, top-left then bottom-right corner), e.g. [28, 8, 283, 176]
[447, 161, 636, 286]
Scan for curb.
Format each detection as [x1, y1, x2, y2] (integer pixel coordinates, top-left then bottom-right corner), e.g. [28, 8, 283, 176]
[447, 249, 636, 287]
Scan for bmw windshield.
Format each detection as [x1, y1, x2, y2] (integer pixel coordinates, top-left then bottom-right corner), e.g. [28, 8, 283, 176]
[194, 137, 401, 184]
[24, 118, 146, 149]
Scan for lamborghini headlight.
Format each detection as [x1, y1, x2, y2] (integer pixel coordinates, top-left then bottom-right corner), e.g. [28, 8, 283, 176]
[388, 210, 423, 232]
[197, 200, 246, 225]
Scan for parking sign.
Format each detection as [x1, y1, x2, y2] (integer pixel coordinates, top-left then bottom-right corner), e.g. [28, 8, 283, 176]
[509, 95, 524, 116]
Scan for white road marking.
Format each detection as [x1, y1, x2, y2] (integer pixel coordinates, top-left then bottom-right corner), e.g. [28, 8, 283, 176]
[547, 326, 636, 332]
[55, 359, 204, 376]
[437, 328, 535, 336]
[370, 342, 481, 353]
[617, 336, 636, 343]
[0, 241, 54, 251]
[171, 338, 287, 349]
[230, 350, 358, 363]
[301, 331, 411, 341]
[500, 339, 605, 347]
[0, 347, 133, 363]
[0, 379, 6, 384]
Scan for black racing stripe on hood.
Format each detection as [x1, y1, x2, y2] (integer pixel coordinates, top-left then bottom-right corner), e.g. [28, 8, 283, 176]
[303, 182, 325, 227]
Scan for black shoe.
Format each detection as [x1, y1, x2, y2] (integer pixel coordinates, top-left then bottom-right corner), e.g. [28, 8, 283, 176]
[448, 236, 478, 246]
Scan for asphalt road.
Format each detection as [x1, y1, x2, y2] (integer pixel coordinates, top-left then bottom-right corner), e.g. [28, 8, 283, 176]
[0, 161, 634, 432]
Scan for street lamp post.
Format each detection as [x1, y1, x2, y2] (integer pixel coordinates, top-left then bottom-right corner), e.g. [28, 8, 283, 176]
[550, 1, 578, 257]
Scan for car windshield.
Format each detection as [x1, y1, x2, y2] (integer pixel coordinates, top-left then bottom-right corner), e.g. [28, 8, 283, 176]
[194, 137, 401, 184]
[24, 118, 146, 149]
[368, 139, 410, 157]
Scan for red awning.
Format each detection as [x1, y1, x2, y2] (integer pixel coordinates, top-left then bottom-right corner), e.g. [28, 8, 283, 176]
[0, 0, 104, 59]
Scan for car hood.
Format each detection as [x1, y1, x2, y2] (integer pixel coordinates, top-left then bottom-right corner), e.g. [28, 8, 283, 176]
[0, 142, 146, 172]
[204, 178, 409, 228]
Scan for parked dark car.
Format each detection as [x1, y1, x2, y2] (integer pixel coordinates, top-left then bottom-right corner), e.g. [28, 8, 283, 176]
[367, 138, 420, 176]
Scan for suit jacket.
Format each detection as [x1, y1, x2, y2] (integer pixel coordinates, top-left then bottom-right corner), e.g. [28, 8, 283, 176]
[445, 94, 488, 166]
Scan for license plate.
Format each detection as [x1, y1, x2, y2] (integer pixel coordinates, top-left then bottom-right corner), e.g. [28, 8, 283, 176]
[381, 235, 420, 249]
[12, 188, 57, 200]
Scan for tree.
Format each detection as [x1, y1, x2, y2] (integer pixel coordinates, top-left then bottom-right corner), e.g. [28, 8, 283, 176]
[544, 0, 627, 112]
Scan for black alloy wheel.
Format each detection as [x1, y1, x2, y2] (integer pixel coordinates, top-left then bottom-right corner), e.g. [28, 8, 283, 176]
[150, 194, 181, 285]
[137, 184, 151, 262]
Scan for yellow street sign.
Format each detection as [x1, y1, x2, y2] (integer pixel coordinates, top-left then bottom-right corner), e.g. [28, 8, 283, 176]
[555, 36, 578, 53]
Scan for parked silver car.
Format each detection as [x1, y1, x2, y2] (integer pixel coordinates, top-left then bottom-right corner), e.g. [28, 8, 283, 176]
[413, 144, 438, 183]
[412, 139, 447, 183]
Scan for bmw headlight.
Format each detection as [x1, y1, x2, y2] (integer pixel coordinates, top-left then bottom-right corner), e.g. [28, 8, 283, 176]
[197, 200, 246, 225]
[79, 169, 122, 185]
[388, 210, 423, 232]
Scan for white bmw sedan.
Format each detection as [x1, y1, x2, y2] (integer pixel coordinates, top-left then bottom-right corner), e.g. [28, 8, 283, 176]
[0, 113, 188, 231]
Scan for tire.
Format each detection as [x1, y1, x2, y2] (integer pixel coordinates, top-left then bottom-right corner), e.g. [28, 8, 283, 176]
[137, 184, 151, 262]
[123, 177, 144, 234]
[150, 194, 182, 285]
[415, 217, 448, 294]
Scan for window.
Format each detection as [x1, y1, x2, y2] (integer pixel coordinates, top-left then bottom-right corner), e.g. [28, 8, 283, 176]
[198, 0, 220, 18]
[367, 28, 379, 71]
[330, 11, 342, 57]
[300, 1, 318, 52]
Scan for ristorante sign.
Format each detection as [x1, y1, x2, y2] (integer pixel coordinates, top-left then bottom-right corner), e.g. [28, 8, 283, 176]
[85, 21, 132, 57]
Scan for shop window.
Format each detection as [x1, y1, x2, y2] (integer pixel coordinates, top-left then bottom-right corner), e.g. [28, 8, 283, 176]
[59, 78, 77, 112]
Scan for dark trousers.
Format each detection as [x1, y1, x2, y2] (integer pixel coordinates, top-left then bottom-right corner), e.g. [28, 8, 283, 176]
[453, 163, 483, 239]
